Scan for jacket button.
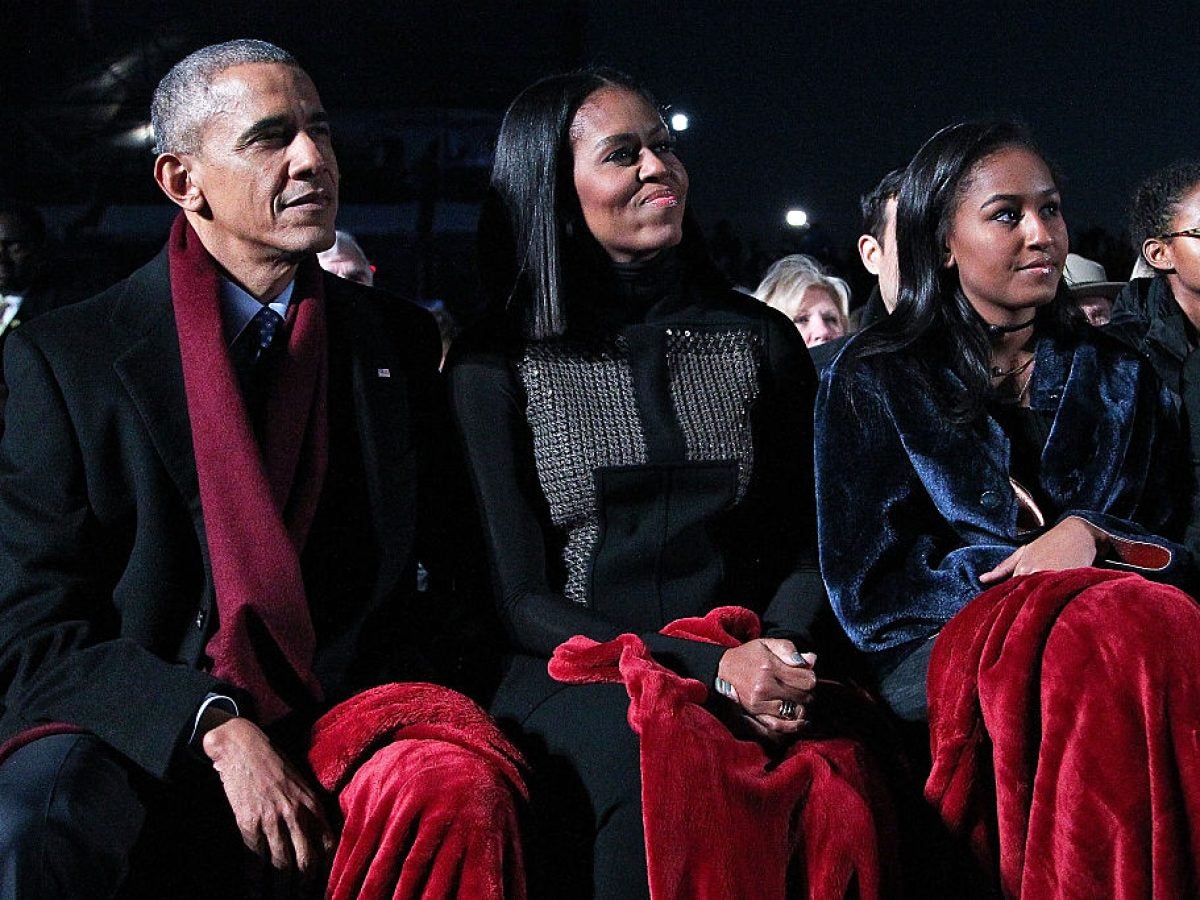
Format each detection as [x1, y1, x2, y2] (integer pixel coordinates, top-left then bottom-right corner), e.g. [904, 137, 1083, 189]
[980, 490, 1002, 511]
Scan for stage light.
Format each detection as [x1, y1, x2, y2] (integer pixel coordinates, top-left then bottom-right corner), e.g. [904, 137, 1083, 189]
[785, 208, 808, 228]
[670, 112, 690, 132]
[111, 122, 155, 149]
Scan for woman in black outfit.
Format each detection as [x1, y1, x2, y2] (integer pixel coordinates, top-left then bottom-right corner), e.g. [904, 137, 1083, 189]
[448, 69, 831, 898]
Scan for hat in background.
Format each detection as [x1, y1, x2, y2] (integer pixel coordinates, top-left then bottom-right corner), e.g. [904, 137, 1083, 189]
[1129, 256, 1156, 280]
[1063, 253, 1125, 299]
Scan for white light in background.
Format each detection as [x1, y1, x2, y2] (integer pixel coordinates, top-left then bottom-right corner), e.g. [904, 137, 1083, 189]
[111, 122, 156, 149]
[670, 112, 690, 132]
[785, 208, 809, 228]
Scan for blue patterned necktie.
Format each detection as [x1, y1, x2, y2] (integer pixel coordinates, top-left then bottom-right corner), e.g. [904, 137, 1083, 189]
[234, 306, 285, 432]
[249, 306, 283, 365]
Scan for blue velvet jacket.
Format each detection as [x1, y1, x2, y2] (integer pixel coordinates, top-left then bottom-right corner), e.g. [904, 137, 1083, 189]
[815, 321, 1192, 669]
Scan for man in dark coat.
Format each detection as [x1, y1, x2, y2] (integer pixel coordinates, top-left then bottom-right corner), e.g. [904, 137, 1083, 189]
[0, 201, 60, 326]
[0, 200, 82, 429]
[0, 39, 522, 899]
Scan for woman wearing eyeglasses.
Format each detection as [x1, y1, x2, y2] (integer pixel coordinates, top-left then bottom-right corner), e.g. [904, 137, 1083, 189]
[816, 120, 1200, 896]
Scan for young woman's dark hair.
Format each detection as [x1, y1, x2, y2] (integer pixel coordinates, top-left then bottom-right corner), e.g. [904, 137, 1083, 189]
[847, 118, 1071, 423]
[480, 66, 719, 339]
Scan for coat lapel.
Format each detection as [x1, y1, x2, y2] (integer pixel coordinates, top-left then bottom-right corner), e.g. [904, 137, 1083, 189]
[109, 250, 201, 514]
[900, 331, 1149, 540]
[323, 277, 415, 600]
[890, 367, 1014, 540]
[1037, 332, 1143, 516]
[105, 259, 415, 601]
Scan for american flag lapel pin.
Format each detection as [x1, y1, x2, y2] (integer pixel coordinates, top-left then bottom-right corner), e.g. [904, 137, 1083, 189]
[377, 367, 391, 378]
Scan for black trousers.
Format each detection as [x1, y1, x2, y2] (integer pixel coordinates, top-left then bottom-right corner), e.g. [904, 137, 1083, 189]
[876, 636, 935, 723]
[0, 734, 144, 898]
[0, 733, 284, 899]
[492, 655, 648, 900]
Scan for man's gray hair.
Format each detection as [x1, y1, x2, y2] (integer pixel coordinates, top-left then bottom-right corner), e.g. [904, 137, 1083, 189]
[151, 39, 297, 155]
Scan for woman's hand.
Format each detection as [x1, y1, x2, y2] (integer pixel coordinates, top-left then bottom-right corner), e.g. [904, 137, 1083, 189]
[979, 516, 1108, 585]
[715, 639, 817, 738]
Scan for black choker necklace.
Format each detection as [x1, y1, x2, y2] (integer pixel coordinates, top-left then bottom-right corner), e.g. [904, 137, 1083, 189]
[985, 318, 1036, 339]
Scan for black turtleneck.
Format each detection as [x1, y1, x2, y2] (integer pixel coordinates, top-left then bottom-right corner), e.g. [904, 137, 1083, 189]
[609, 247, 682, 304]
[565, 246, 684, 334]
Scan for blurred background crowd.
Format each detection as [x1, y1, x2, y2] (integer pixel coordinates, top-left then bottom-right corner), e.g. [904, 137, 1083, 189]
[0, 0, 1193, 349]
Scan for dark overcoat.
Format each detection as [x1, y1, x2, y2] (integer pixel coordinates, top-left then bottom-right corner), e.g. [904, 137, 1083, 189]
[0, 248, 447, 779]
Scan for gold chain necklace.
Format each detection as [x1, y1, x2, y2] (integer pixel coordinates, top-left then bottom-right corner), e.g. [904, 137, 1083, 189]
[1014, 359, 1035, 403]
[990, 354, 1035, 403]
[989, 355, 1034, 379]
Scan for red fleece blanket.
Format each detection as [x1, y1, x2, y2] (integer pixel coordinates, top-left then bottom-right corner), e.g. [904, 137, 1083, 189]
[549, 606, 896, 900]
[308, 682, 526, 799]
[2, 686, 528, 900]
[309, 683, 528, 900]
[926, 568, 1200, 898]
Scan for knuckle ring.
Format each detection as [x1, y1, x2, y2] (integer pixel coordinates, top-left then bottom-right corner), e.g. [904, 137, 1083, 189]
[778, 699, 797, 720]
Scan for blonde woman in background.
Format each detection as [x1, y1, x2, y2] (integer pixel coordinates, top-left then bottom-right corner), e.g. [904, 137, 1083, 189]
[754, 254, 851, 347]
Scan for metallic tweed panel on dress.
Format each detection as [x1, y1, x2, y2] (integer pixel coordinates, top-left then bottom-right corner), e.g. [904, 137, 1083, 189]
[519, 340, 648, 604]
[665, 328, 762, 500]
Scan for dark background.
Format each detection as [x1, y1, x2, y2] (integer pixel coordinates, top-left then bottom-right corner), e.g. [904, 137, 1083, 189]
[2, 0, 1194, 313]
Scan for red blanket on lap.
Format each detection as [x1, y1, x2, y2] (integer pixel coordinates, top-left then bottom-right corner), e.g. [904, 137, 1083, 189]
[308, 681, 526, 798]
[308, 683, 528, 900]
[926, 568, 1200, 899]
[549, 606, 895, 900]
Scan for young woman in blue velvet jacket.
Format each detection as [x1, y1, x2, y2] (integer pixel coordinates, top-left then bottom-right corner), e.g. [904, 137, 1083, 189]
[815, 120, 1200, 895]
[817, 120, 1194, 719]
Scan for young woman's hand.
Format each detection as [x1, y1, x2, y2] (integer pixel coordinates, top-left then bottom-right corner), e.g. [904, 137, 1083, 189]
[979, 516, 1107, 585]
[716, 639, 817, 737]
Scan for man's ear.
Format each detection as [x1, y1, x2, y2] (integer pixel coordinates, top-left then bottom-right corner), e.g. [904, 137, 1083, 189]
[154, 153, 206, 212]
[858, 234, 882, 275]
[1142, 236, 1174, 273]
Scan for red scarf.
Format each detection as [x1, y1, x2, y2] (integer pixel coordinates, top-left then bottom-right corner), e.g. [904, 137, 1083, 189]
[169, 214, 328, 723]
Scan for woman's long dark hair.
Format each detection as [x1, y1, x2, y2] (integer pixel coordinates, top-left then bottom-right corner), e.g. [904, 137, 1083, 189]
[479, 67, 719, 340]
[480, 68, 644, 339]
[848, 119, 1071, 423]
